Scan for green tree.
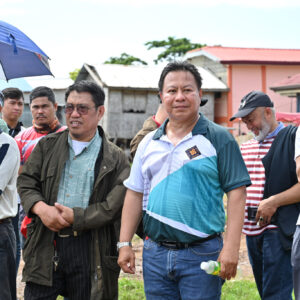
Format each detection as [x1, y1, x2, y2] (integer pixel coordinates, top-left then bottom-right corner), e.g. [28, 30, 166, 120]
[145, 36, 206, 64]
[104, 53, 147, 65]
[69, 68, 80, 81]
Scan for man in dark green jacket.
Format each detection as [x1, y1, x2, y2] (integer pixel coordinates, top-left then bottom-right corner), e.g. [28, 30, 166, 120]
[18, 81, 130, 300]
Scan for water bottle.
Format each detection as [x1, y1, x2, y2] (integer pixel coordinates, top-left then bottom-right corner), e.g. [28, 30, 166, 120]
[200, 260, 220, 275]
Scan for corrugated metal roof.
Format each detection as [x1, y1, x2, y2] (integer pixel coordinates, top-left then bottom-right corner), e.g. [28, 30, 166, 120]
[88, 63, 227, 91]
[25, 76, 73, 90]
[0, 78, 32, 91]
[186, 46, 300, 65]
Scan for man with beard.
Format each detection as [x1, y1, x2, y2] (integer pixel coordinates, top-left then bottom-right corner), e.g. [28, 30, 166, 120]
[230, 91, 300, 300]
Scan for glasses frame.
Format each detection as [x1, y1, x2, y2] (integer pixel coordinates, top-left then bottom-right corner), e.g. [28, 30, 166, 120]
[64, 104, 97, 115]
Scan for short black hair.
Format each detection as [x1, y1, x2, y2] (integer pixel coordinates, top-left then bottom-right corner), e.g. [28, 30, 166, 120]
[65, 80, 105, 107]
[29, 86, 56, 104]
[2, 88, 24, 102]
[158, 61, 202, 92]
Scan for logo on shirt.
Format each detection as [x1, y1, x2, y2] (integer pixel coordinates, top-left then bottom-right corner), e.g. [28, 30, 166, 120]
[185, 146, 201, 159]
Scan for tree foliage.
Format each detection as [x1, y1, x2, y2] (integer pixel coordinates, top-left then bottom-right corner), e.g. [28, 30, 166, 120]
[69, 68, 80, 81]
[145, 36, 206, 64]
[104, 53, 148, 65]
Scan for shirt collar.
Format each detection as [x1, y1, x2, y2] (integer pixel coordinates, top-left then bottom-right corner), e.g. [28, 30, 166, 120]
[265, 122, 285, 139]
[153, 113, 208, 140]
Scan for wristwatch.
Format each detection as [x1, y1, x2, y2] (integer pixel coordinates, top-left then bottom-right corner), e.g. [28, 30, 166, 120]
[117, 241, 132, 250]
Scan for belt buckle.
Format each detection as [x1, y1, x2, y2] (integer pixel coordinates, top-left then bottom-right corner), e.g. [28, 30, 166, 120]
[57, 230, 78, 238]
[57, 233, 70, 238]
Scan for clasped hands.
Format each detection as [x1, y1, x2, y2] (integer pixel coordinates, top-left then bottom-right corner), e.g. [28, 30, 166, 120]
[33, 201, 74, 232]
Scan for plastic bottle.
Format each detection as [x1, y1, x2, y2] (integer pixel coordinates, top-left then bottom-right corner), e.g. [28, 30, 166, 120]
[200, 260, 220, 275]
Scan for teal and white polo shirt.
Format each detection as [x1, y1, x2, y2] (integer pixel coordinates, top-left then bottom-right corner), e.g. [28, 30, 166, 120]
[124, 114, 251, 243]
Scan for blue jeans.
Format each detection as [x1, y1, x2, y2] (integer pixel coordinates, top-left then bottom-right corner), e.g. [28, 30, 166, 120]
[143, 237, 224, 300]
[12, 204, 21, 274]
[0, 220, 16, 300]
[246, 229, 293, 300]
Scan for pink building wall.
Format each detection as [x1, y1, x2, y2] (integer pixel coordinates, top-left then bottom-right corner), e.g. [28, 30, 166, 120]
[230, 64, 300, 135]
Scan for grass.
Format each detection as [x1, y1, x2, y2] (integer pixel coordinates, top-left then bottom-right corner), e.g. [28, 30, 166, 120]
[221, 280, 260, 300]
[117, 278, 261, 300]
[56, 278, 294, 299]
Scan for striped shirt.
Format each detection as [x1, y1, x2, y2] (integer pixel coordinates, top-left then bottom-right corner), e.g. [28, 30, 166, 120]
[241, 123, 284, 235]
[15, 125, 66, 165]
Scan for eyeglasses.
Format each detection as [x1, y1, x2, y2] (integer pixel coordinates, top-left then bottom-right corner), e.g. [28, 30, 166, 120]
[64, 104, 96, 115]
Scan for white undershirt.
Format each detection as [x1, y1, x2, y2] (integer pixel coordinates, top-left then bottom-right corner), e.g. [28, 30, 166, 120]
[72, 140, 89, 156]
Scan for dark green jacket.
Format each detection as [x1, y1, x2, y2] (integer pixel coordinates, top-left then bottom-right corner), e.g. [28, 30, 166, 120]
[18, 127, 130, 300]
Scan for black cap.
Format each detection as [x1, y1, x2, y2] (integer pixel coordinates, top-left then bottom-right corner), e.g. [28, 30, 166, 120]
[200, 98, 208, 107]
[230, 91, 273, 121]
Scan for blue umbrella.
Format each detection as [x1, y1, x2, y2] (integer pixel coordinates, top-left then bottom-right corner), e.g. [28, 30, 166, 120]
[0, 20, 53, 81]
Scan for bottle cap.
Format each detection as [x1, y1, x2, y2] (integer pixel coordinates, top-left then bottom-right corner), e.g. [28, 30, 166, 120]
[200, 262, 208, 271]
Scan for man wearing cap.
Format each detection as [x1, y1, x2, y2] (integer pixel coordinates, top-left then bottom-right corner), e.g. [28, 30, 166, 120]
[231, 90, 300, 300]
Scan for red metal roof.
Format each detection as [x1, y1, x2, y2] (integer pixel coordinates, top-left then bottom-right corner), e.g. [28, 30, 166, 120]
[271, 73, 300, 89]
[188, 46, 300, 65]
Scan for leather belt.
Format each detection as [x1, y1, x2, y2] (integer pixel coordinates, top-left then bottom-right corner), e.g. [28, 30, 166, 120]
[57, 227, 84, 238]
[0, 217, 11, 224]
[157, 233, 220, 250]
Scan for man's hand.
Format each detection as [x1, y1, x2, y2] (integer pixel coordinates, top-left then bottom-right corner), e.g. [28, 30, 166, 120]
[118, 246, 136, 274]
[54, 203, 74, 224]
[32, 201, 71, 232]
[218, 245, 239, 280]
[256, 196, 277, 225]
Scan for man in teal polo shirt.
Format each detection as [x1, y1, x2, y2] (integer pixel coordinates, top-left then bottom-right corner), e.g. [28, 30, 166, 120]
[118, 61, 251, 300]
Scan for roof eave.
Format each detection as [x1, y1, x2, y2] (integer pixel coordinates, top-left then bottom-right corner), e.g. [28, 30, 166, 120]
[184, 50, 220, 62]
[220, 60, 300, 65]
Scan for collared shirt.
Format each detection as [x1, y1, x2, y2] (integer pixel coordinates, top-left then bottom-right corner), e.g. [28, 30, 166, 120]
[0, 132, 20, 219]
[241, 122, 285, 235]
[8, 121, 24, 138]
[15, 125, 66, 165]
[57, 131, 102, 209]
[124, 114, 251, 243]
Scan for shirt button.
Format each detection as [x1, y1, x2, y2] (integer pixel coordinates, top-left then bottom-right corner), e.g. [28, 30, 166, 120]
[69, 175, 73, 178]
[66, 194, 70, 197]
[103, 166, 107, 170]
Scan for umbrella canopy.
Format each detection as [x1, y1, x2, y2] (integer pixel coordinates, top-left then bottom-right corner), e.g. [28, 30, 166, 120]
[0, 20, 53, 81]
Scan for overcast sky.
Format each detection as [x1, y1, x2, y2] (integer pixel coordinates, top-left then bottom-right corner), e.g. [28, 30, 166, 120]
[1, 0, 300, 78]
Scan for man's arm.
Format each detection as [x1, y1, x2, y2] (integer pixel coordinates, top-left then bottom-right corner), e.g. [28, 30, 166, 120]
[256, 182, 300, 225]
[0, 138, 19, 194]
[296, 156, 300, 182]
[218, 186, 246, 280]
[17, 140, 70, 231]
[117, 189, 143, 274]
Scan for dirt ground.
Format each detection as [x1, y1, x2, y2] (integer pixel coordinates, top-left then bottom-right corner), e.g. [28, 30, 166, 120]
[17, 235, 254, 299]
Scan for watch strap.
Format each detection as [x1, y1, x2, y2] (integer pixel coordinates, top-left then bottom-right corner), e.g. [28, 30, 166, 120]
[117, 241, 132, 250]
